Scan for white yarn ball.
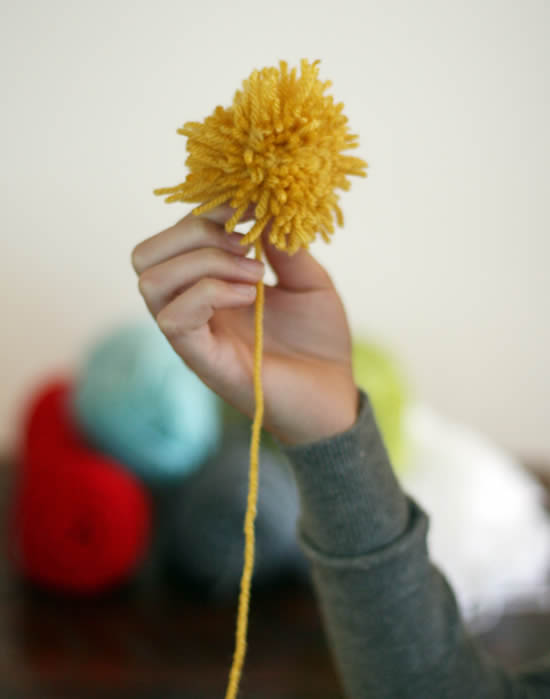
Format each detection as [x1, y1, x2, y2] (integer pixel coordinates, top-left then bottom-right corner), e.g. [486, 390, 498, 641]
[399, 401, 550, 632]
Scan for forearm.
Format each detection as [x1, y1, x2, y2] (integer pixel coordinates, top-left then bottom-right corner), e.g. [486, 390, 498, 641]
[274, 388, 532, 699]
[300, 497, 520, 698]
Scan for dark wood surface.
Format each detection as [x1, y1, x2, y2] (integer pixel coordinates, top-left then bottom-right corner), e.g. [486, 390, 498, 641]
[1, 457, 550, 698]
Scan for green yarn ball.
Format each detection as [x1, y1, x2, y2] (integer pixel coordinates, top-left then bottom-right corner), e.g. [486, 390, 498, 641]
[352, 336, 412, 476]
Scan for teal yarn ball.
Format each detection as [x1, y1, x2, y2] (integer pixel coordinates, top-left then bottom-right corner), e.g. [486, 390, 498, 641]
[70, 318, 223, 483]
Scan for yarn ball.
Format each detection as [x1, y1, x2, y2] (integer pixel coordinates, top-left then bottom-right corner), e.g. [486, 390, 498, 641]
[400, 400, 550, 632]
[70, 318, 223, 483]
[18, 376, 80, 475]
[352, 336, 412, 475]
[11, 378, 152, 594]
[161, 433, 310, 603]
[153, 58, 367, 254]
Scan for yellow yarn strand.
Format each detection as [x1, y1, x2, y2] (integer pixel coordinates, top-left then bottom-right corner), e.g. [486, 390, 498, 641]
[153, 58, 367, 699]
[224, 238, 264, 699]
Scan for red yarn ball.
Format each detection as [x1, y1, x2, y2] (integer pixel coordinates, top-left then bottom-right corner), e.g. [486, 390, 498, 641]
[11, 378, 152, 594]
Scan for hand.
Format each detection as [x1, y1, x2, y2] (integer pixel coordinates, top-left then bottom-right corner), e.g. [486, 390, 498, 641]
[131, 204, 359, 446]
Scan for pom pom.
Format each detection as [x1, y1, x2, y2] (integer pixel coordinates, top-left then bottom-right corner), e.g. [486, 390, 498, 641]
[351, 336, 413, 475]
[70, 319, 223, 483]
[161, 435, 309, 603]
[11, 379, 152, 594]
[153, 58, 367, 254]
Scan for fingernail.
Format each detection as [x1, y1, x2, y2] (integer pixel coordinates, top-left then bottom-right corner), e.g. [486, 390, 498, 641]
[237, 257, 264, 272]
[227, 234, 249, 250]
[232, 283, 257, 296]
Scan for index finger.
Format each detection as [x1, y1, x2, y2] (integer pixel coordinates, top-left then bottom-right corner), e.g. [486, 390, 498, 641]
[131, 204, 256, 275]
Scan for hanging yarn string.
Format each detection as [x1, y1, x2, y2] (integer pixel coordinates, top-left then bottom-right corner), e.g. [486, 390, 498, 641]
[153, 58, 367, 699]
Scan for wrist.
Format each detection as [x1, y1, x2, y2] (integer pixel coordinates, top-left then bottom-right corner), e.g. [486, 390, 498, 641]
[274, 386, 360, 447]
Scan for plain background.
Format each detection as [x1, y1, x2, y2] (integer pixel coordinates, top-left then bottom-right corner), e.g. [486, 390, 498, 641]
[1, 0, 548, 465]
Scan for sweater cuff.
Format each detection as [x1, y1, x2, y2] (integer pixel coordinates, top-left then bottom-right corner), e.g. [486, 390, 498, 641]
[273, 387, 410, 557]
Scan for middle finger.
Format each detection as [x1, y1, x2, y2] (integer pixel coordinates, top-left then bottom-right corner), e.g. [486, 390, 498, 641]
[138, 247, 265, 317]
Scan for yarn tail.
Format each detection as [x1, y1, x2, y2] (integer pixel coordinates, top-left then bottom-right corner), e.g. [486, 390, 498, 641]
[224, 239, 264, 699]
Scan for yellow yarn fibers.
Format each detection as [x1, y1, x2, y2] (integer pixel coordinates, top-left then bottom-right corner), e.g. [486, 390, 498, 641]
[154, 58, 367, 699]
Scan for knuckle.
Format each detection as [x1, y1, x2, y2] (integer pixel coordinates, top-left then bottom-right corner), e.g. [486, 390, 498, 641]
[137, 271, 155, 297]
[191, 215, 212, 239]
[208, 246, 230, 267]
[157, 312, 179, 340]
[321, 267, 335, 288]
[191, 217, 232, 250]
[131, 244, 146, 274]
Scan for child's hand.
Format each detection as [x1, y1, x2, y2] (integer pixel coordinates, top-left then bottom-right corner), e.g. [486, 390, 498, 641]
[132, 204, 358, 446]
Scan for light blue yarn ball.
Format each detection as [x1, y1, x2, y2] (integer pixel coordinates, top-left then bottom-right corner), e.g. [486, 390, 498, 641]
[70, 318, 223, 483]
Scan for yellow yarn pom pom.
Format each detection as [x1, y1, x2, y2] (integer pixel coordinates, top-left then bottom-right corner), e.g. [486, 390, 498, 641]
[154, 58, 367, 699]
[154, 58, 367, 252]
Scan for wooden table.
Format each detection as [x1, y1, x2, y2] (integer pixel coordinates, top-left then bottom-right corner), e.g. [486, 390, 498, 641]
[1, 458, 550, 698]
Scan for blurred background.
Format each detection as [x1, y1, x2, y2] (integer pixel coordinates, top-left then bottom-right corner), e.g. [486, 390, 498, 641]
[1, 0, 549, 464]
[1, 1, 549, 697]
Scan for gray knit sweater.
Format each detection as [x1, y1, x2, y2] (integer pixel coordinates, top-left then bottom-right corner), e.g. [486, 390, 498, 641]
[275, 387, 550, 698]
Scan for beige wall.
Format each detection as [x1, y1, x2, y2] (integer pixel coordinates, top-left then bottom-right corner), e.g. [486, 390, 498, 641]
[1, 0, 549, 464]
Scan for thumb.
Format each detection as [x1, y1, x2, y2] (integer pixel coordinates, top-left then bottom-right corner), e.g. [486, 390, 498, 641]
[260, 228, 334, 293]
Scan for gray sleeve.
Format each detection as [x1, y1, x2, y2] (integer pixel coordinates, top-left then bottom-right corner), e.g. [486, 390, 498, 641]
[275, 387, 547, 698]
